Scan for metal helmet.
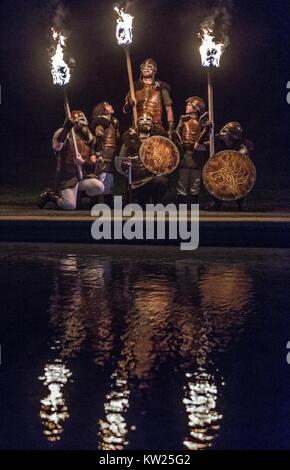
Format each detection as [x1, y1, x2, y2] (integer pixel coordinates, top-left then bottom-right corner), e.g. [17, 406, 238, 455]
[185, 96, 206, 115]
[138, 112, 153, 127]
[71, 110, 88, 125]
[140, 58, 158, 73]
[220, 122, 243, 140]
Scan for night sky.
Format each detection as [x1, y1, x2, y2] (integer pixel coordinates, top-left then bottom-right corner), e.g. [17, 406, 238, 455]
[1, 0, 290, 189]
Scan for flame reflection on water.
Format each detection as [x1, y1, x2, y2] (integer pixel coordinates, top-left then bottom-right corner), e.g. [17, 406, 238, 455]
[37, 253, 253, 449]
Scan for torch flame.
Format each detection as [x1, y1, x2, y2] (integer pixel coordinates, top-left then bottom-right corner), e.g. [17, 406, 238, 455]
[199, 27, 224, 68]
[50, 28, 71, 86]
[114, 6, 134, 46]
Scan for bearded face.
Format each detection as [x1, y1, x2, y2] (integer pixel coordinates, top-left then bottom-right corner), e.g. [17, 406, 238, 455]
[138, 115, 153, 134]
[141, 64, 154, 79]
[140, 59, 157, 80]
[75, 121, 92, 143]
[70, 111, 91, 142]
[71, 111, 88, 126]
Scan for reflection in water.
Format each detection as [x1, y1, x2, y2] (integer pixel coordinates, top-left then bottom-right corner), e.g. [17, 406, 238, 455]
[82, 262, 115, 367]
[98, 372, 130, 450]
[39, 254, 117, 443]
[39, 255, 83, 442]
[200, 265, 254, 354]
[183, 369, 224, 450]
[49, 255, 87, 359]
[98, 275, 174, 450]
[39, 360, 72, 442]
[122, 275, 174, 383]
[180, 265, 253, 451]
[38, 253, 254, 449]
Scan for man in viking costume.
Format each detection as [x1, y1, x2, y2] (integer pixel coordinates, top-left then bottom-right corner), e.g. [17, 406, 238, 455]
[119, 113, 169, 206]
[175, 96, 207, 205]
[123, 58, 174, 136]
[90, 101, 120, 207]
[38, 110, 104, 210]
[195, 121, 254, 211]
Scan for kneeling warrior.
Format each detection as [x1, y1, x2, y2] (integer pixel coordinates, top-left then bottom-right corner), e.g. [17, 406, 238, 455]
[123, 58, 174, 136]
[175, 96, 207, 205]
[195, 121, 254, 211]
[38, 110, 104, 210]
[119, 113, 169, 206]
[90, 102, 120, 207]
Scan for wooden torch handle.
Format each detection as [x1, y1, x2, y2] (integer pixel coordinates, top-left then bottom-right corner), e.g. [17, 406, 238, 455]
[125, 47, 138, 128]
[64, 89, 83, 181]
[207, 69, 215, 159]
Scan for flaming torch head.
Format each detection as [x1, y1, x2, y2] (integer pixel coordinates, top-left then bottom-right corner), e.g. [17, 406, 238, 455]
[114, 6, 134, 46]
[50, 28, 71, 86]
[199, 27, 224, 68]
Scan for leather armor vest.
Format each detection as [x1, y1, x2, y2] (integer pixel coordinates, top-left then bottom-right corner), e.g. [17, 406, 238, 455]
[135, 84, 162, 125]
[104, 123, 117, 149]
[61, 134, 91, 162]
[182, 117, 201, 145]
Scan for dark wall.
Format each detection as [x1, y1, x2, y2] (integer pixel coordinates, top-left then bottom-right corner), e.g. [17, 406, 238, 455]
[1, 0, 290, 189]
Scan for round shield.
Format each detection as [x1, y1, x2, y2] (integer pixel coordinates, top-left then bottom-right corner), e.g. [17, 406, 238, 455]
[139, 135, 180, 175]
[203, 150, 256, 201]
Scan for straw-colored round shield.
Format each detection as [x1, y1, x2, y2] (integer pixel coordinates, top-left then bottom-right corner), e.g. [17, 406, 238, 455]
[139, 135, 180, 175]
[203, 150, 256, 201]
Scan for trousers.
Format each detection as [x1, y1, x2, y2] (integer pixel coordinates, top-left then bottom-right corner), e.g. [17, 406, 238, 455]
[57, 178, 104, 211]
[176, 168, 201, 197]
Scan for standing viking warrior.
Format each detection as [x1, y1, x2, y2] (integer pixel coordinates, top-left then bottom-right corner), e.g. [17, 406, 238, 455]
[90, 102, 120, 207]
[195, 121, 254, 211]
[123, 58, 174, 136]
[175, 96, 207, 205]
[38, 110, 104, 210]
[119, 113, 169, 206]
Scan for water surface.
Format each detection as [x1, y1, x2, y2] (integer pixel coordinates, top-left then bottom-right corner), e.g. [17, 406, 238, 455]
[0, 244, 290, 450]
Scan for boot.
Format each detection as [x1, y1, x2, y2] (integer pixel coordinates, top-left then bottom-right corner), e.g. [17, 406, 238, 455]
[38, 188, 59, 209]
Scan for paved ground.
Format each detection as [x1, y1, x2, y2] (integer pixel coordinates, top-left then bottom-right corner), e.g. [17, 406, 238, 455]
[0, 205, 289, 222]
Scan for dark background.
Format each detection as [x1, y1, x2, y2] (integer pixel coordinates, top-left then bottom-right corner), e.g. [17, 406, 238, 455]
[1, 0, 290, 191]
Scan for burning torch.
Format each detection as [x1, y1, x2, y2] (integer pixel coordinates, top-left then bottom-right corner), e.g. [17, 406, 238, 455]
[50, 28, 83, 180]
[114, 6, 138, 128]
[199, 27, 224, 158]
